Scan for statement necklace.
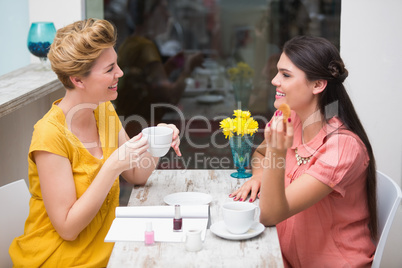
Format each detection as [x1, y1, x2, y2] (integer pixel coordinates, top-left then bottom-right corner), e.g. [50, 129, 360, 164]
[295, 148, 311, 165]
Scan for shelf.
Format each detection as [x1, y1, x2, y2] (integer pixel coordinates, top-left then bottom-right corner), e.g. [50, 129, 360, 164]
[0, 63, 62, 118]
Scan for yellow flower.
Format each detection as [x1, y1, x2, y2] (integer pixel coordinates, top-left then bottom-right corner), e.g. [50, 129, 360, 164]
[244, 118, 259, 135]
[233, 109, 242, 118]
[233, 117, 245, 136]
[220, 118, 235, 139]
[233, 110, 251, 119]
[227, 68, 240, 81]
[220, 110, 259, 139]
[241, 110, 251, 119]
[227, 62, 254, 81]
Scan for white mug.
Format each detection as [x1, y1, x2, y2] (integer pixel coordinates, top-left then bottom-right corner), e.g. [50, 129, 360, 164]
[184, 229, 203, 252]
[222, 202, 260, 234]
[141, 126, 173, 157]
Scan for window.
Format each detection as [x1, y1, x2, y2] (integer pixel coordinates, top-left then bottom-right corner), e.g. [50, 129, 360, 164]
[105, 0, 341, 169]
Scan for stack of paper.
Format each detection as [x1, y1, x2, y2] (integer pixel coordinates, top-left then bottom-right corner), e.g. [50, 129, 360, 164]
[105, 205, 209, 242]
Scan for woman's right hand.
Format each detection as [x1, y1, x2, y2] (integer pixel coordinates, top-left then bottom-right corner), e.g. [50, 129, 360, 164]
[110, 132, 149, 172]
[229, 176, 262, 203]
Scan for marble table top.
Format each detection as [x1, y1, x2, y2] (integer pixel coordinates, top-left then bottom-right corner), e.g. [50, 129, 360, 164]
[107, 169, 284, 268]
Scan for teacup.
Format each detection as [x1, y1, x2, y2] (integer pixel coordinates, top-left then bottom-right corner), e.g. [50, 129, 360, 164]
[141, 126, 173, 157]
[222, 202, 259, 234]
[184, 229, 203, 252]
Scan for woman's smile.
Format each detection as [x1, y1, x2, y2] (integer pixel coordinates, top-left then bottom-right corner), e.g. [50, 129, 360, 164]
[108, 82, 118, 91]
[275, 90, 286, 99]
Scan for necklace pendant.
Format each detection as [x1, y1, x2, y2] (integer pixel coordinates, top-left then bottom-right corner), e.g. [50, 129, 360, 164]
[295, 148, 311, 166]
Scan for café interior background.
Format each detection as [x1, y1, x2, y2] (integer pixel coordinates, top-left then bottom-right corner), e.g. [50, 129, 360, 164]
[103, 0, 341, 170]
[105, 0, 340, 117]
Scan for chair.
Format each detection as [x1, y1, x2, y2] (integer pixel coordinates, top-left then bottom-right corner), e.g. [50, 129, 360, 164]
[372, 171, 402, 268]
[0, 179, 30, 268]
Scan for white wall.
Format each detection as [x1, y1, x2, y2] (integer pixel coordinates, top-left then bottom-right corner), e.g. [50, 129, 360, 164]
[29, 0, 105, 34]
[28, 0, 85, 63]
[341, 1, 402, 267]
[0, 1, 103, 74]
[341, 0, 402, 183]
[29, 0, 84, 29]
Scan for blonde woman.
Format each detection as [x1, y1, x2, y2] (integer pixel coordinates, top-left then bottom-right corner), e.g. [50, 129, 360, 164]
[9, 19, 181, 267]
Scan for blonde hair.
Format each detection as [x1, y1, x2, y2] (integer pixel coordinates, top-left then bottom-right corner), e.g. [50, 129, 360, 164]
[48, 18, 116, 89]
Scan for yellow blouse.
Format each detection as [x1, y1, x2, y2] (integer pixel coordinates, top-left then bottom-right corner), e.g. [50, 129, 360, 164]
[9, 100, 121, 267]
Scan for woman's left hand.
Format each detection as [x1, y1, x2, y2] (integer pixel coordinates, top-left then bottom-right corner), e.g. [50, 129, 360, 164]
[157, 123, 182, 156]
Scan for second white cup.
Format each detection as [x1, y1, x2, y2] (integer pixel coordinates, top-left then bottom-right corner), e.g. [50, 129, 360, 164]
[141, 126, 173, 157]
[222, 202, 259, 234]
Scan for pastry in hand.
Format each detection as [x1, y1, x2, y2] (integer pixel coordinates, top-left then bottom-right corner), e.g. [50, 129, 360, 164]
[278, 103, 291, 123]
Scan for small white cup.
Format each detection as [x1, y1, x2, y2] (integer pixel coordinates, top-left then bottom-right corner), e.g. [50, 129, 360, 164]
[222, 202, 259, 234]
[184, 229, 203, 252]
[141, 126, 173, 157]
[185, 77, 196, 90]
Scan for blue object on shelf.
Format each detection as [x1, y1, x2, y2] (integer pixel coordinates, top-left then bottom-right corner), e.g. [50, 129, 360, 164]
[27, 22, 56, 62]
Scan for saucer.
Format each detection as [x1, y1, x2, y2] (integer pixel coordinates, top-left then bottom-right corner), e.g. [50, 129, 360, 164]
[183, 87, 208, 97]
[196, 95, 224, 104]
[164, 192, 213, 206]
[210, 221, 265, 240]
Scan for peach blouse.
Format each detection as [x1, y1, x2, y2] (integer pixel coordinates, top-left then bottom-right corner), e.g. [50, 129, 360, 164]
[277, 114, 376, 268]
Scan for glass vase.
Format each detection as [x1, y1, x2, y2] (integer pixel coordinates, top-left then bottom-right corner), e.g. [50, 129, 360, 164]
[27, 22, 56, 69]
[229, 134, 254, 179]
[232, 79, 253, 110]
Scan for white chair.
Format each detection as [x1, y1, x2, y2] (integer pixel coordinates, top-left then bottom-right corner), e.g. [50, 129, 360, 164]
[372, 171, 402, 268]
[0, 179, 30, 268]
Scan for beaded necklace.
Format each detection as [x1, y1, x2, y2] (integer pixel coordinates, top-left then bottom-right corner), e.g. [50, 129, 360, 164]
[295, 148, 311, 165]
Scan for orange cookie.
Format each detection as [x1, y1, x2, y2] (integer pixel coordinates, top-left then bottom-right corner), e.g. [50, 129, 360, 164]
[278, 103, 291, 123]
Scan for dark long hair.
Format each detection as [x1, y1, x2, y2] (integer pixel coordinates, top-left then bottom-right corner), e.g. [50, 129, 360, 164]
[283, 36, 377, 240]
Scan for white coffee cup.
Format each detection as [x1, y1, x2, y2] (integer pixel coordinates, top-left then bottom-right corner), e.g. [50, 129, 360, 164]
[184, 229, 203, 252]
[222, 202, 260, 234]
[141, 126, 173, 157]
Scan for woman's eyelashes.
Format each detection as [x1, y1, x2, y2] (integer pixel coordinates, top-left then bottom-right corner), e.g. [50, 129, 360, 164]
[106, 63, 116, 73]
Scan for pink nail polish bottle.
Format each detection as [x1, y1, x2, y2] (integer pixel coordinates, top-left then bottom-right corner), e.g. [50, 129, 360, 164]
[144, 222, 154, 246]
[173, 205, 182, 232]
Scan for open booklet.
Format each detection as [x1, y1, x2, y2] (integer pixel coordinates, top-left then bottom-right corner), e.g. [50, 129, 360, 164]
[105, 205, 209, 243]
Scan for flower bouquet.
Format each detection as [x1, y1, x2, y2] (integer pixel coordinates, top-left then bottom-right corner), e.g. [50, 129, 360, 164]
[220, 110, 259, 178]
[227, 62, 254, 109]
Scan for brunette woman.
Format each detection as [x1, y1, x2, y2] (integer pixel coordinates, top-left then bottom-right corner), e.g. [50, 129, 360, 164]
[231, 36, 376, 267]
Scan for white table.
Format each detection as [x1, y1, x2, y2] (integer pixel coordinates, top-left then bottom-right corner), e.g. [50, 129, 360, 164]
[107, 169, 283, 267]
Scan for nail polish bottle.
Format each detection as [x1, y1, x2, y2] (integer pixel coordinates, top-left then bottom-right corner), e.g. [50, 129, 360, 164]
[173, 205, 182, 232]
[144, 222, 154, 246]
